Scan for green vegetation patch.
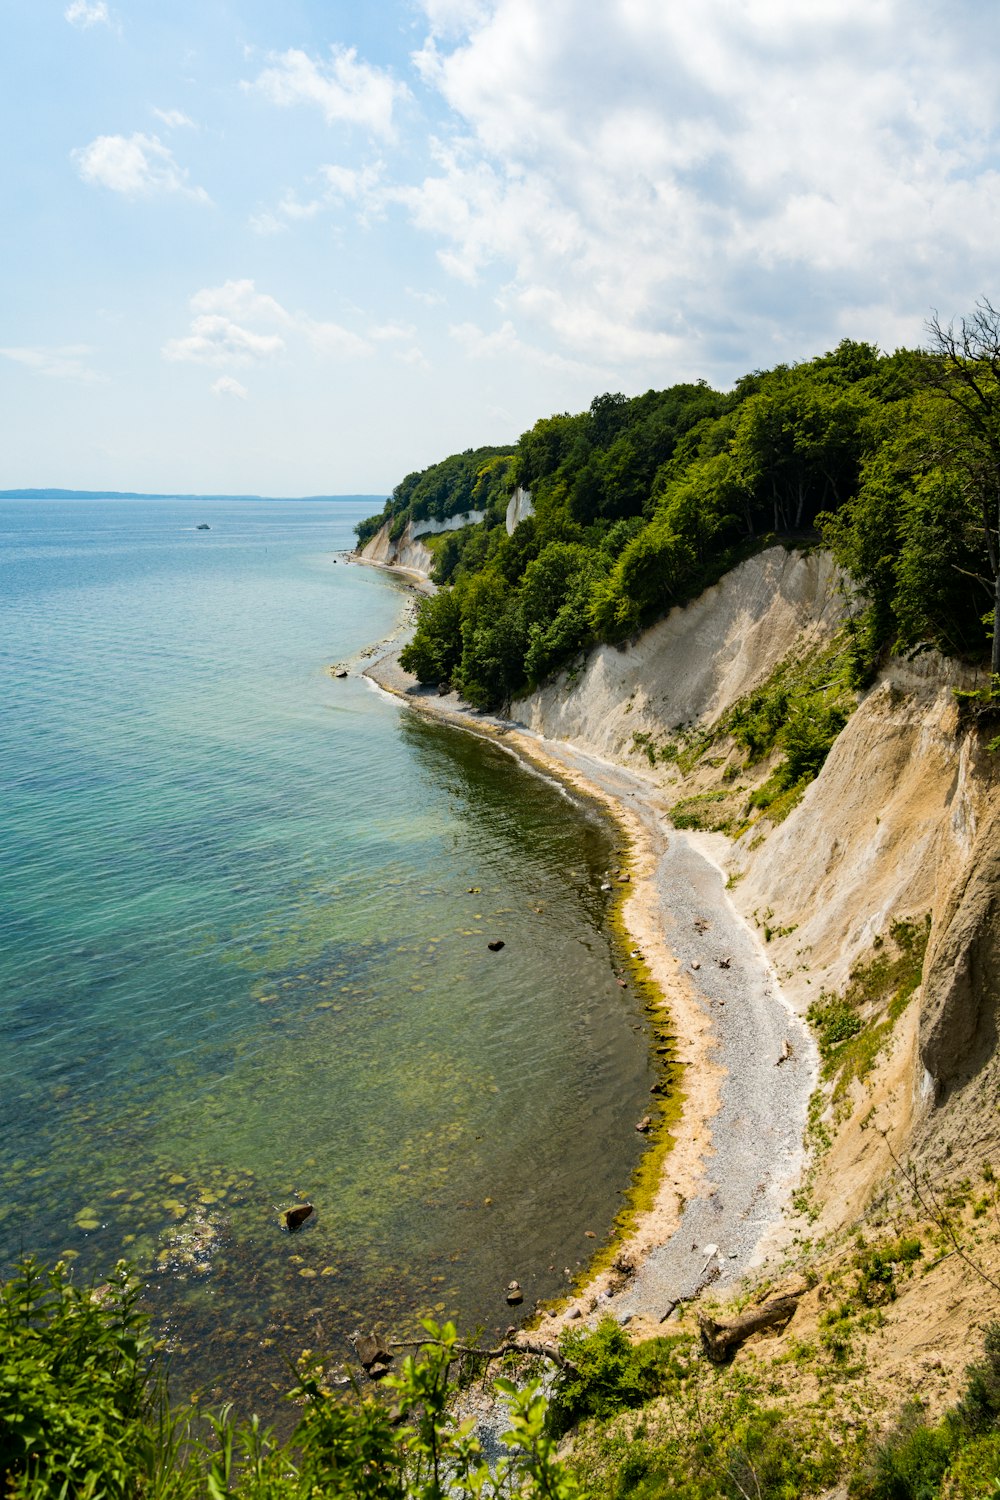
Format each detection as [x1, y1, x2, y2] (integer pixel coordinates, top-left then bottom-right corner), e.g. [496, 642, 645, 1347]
[808, 915, 931, 1100]
[723, 636, 856, 827]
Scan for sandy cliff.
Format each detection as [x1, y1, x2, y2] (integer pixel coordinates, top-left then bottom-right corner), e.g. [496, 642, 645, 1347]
[514, 545, 1000, 1230]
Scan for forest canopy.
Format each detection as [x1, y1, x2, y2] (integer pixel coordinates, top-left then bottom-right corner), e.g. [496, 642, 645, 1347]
[357, 316, 999, 710]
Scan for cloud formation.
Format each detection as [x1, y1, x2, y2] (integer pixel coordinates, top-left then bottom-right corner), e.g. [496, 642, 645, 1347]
[163, 279, 371, 368]
[0, 344, 106, 383]
[64, 1, 110, 28]
[152, 108, 195, 130]
[395, 0, 1000, 376]
[211, 375, 249, 399]
[72, 133, 209, 200]
[244, 45, 408, 140]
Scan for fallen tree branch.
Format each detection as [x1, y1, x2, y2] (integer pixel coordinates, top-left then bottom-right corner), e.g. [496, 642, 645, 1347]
[386, 1334, 575, 1373]
[877, 1128, 1000, 1295]
[697, 1292, 803, 1363]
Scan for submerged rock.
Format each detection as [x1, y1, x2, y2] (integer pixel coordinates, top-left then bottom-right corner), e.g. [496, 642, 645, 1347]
[487, 939, 505, 952]
[281, 1202, 314, 1231]
[352, 1331, 394, 1378]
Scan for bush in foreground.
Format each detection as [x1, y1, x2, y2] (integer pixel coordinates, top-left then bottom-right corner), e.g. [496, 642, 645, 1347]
[0, 1256, 580, 1499]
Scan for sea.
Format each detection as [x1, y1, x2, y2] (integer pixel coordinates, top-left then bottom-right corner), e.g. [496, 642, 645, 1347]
[0, 497, 654, 1416]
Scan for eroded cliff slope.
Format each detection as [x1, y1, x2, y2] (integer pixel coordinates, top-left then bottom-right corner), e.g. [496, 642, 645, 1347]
[516, 545, 1000, 1229]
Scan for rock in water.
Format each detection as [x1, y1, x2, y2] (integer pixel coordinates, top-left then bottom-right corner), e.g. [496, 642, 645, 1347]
[635, 1115, 652, 1133]
[352, 1331, 394, 1377]
[281, 1202, 314, 1231]
[506, 1281, 524, 1305]
[487, 939, 505, 952]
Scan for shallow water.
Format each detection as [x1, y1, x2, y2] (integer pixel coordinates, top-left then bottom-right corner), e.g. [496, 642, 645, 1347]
[0, 499, 654, 1416]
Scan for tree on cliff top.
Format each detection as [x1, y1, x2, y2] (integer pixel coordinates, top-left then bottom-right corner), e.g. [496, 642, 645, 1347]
[922, 299, 1000, 674]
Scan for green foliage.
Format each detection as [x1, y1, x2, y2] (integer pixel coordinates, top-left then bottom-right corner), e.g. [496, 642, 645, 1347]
[940, 1432, 1000, 1498]
[0, 1256, 159, 1500]
[850, 1324, 1000, 1500]
[853, 1403, 956, 1500]
[0, 1262, 584, 1500]
[365, 321, 999, 709]
[400, 587, 465, 685]
[954, 1321, 1000, 1436]
[853, 1237, 923, 1308]
[807, 916, 931, 1094]
[549, 1320, 681, 1436]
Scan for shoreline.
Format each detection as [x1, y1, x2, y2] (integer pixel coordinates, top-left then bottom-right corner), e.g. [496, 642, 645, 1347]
[358, 622, 816, 1335]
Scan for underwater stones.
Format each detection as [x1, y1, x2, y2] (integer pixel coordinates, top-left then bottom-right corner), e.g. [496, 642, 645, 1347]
[352, 1331, 393, 1378]
[282, 1202, 314, 1231]
[487, 940, 505, 952]
[73, 1208, 100, 1232]
[506, 1281, 523, 1306]
[635, 1115, 652, 1133]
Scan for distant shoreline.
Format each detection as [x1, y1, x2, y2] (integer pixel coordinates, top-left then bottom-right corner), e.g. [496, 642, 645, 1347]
[0, 489, 387, 503]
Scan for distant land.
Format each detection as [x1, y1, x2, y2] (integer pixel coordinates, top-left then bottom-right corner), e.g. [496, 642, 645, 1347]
[0, 489, 387, 502]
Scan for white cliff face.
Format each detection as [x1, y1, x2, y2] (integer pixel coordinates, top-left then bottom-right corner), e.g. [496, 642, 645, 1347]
[359, 511, 485, 576]
[411, 511, 484, 537]
[512, 544, 1000, 1222]
[516, 548, 847, 757]
[505, 487, 534, 535]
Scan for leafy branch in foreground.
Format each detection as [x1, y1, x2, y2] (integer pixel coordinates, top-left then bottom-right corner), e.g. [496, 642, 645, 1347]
[0, 1258, 582, 1499]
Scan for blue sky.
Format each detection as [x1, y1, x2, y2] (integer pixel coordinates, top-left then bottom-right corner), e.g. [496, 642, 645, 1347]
[3, 0, 1000, 495]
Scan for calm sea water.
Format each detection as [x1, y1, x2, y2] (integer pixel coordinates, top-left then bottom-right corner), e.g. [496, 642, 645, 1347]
[0, 499, 653, 1414]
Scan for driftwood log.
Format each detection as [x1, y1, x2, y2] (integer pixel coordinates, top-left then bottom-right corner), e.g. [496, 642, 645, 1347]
[388, 1334, 576, 1374]
[349, 1330, 578, 1380]
[697, 1291, 803, 1363]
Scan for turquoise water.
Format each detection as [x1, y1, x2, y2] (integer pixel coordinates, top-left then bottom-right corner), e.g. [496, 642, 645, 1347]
[0, 499, 653, 1414]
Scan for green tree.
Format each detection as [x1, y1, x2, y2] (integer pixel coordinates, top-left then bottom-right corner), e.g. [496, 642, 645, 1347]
[922, 300, 1000, 672]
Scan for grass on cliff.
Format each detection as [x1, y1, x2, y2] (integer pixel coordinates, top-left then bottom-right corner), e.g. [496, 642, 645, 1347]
[808, 915, 931, 1103]
[661, 637, 857, 836]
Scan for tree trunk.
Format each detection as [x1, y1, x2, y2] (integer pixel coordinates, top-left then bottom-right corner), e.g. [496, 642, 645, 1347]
[697, 1292, 803, 1363]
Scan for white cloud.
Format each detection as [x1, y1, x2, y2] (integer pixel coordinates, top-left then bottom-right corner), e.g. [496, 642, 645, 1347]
[247, 161, 385, 237]
[164, 316, 284, 366]
[163, 279, 371, 368]
[370, 321, 417, 341]
[65, 1, 110, 28]
[0, 344, 106, 383]
[277, 191, 322, 221]
[398, 0, 1000, 378]
[244, 45, 409, 140]
[152, 108, 195, 130]
[211, 375, 248, 399]
[406, 286, 446, 307]
[72, 133, 209, 201]
[248, 210, 287, 236]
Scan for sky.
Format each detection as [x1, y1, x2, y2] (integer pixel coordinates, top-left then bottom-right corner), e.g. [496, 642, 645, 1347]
[3, 0, 1000, 496]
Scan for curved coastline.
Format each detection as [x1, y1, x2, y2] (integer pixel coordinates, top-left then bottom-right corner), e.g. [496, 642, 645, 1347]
[353, 603, 816, 1334]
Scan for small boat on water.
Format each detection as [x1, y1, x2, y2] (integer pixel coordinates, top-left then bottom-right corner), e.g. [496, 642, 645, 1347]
[196, 523, 211, 530]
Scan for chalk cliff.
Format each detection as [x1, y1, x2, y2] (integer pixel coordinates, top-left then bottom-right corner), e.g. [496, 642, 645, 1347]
[359, 511, 484, 574]
[514, 545, 1000, 1228]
